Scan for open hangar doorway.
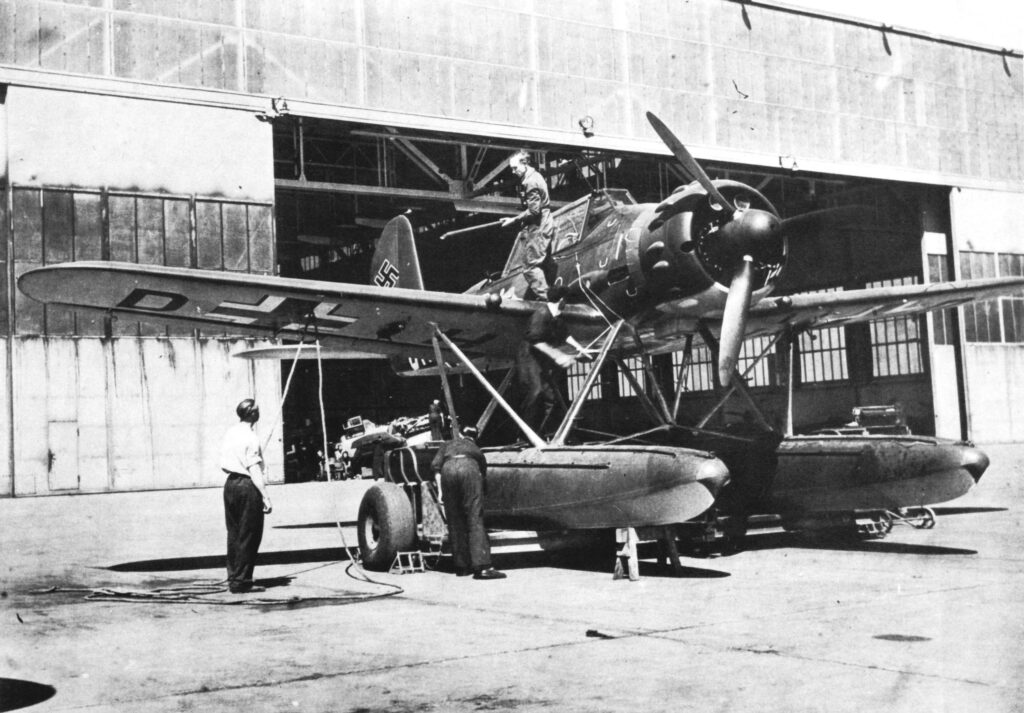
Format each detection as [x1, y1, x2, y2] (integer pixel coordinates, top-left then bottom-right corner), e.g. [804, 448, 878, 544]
[265, 114, 952, 479]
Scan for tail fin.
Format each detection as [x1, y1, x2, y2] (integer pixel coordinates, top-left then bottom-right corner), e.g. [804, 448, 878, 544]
[371, 215, 423, 290]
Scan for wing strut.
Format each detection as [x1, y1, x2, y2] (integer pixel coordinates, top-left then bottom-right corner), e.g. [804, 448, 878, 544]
[431, 325, 547, 449]
[671, 334, 695, 422]
[695, 323, 785, 432]
[430, 331, 462, 438]
[613, 355, 670, 426]
[549, 320, 625, 447]
[474, 368, 516, 436]
[779, 328, 796, 437]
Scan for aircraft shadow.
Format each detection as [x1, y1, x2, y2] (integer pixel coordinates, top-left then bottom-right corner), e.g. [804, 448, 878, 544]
[488, 545, 732, 579]
[274, 520, 359, 529]
[0, 678, 56, 712]
[737, 531, 977, 556]
[105, 547, 353, 573]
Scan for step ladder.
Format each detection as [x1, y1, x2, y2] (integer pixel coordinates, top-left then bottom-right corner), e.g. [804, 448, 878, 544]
[390, 551, 427, 574]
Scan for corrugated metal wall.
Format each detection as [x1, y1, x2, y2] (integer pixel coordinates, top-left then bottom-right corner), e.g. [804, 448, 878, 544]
[0, 0, 1021, 186]
[6, 336, 282, 495]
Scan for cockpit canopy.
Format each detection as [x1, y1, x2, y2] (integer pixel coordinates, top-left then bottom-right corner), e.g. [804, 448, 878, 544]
[502, 189, 636, 277]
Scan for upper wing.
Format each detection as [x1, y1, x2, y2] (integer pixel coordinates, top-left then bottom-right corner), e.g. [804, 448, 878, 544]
[17, 262, 605, 361]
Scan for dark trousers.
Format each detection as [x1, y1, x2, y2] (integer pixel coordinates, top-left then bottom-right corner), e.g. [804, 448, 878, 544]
[440, 458, 491, 572]
[516, 347, 556, 432]
[223, 474, 264, 591]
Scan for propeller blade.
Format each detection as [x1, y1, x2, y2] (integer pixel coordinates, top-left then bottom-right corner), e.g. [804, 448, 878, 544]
[646, 111, 734, 212]
[718, 257, 755, 386]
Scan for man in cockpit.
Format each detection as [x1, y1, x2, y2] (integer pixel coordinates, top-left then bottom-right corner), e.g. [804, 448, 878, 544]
[500, 150, 555, 300]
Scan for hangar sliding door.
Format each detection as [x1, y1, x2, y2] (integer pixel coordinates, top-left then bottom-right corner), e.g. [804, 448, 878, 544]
[1, 86, 283, 496]
[949, 188, 1024, 443]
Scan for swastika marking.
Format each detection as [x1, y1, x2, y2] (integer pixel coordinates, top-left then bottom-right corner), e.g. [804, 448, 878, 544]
[374, 259, 400, 288]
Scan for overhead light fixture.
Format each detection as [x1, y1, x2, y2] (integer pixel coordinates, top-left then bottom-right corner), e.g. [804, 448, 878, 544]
[578, 115, 595, 138]
[255, 96, 290, 122]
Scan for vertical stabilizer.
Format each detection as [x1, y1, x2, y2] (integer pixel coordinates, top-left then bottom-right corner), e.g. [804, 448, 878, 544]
[371, 215, 424, 290]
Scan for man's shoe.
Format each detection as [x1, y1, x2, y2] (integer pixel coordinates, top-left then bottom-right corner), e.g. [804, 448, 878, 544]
[454, 568, 472, 577]
[230, 584, 266, 593]
[472, 568, 507, 580]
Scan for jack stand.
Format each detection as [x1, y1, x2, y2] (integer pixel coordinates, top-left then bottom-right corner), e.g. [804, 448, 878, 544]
[390, 551, 427, 574]
[613, 527, 640, 581]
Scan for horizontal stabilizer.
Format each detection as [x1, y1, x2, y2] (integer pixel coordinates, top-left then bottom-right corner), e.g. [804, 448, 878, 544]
[233, 345, 386, 361]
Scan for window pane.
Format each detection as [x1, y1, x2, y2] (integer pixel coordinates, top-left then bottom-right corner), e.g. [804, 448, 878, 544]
[136, 197, 165, 265]
[109, 195, 137, 262]
[999, 253, 1024, 343]
[222, 203, 249, 271]
[12, 188, 42, 262]
[165, 199, 192, 268]
[196, 201, 223, 269]
[43, 190, 74, 264]
[74, 193, 104, 261]
[673, 344, 714, 393]
[798, 288, 848, 383]
[248, 204, 275, 274]
[867, 276, 924, 377]
[960, 252, 998, 343]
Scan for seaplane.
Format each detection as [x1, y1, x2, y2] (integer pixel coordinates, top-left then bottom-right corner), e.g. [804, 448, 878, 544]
[18, 113, 1016, 570]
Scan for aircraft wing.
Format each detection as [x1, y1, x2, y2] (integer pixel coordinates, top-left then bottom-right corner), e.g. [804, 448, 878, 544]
[745, 277, 1024, 336]
[635, 277, 1024, 353]
[17, 261, 606, 360]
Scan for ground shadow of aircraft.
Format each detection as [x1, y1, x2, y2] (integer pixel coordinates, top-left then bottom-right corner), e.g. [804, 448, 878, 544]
[735, 530, 977, 556]
[484, 541, 731, 579]
[105, 546, 352, 573]
[0, 678, 57, 713]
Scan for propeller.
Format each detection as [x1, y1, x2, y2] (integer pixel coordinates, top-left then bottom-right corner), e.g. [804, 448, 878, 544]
[647, 111, 790, 385]
[646, 111, 735, 212]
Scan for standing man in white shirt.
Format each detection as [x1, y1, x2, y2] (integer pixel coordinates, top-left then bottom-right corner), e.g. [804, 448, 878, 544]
[220, 398, 273, 594]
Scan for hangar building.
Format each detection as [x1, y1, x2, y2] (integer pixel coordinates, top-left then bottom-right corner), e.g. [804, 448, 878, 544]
[1, 0, 1021, 496]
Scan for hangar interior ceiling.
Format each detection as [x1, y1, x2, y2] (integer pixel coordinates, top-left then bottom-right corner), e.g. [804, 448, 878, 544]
[267, 114, 943, 479]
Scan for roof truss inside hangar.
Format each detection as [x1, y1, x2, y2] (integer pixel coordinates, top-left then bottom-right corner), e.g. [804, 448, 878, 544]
[270, 114, 944, 295]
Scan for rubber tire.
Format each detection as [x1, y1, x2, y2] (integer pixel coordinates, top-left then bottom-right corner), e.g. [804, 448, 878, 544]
[357, 483, 416, 571]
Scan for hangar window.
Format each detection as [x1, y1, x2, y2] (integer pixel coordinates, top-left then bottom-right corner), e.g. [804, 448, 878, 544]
[998, 254, 1024, 343]
[866, 277, 925, 377]
[926, 255, 956, 345]
[6, 187, 274, 338]
[959, 252, 1001, 342]
[798, 288, 848, 384]
[672, 344, 715, 393]
[617, 356, 647, 397]
[957, 251, 1024, 343]
[566, 360, 602, 401]
[737, 336, 775, 387]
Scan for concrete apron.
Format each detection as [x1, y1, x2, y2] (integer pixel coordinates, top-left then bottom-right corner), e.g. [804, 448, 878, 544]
[1, 444, 1023, 712]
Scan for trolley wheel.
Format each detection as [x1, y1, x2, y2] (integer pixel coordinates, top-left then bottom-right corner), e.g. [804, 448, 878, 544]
[357, 483, 416, 571]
